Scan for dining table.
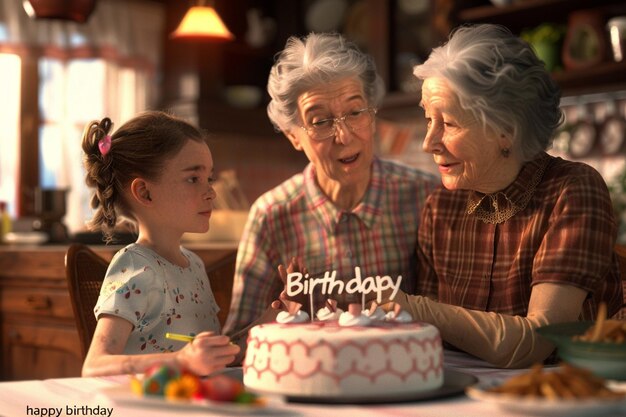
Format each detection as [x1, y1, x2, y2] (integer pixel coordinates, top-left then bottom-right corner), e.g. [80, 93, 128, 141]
[1, 349, 624, 417]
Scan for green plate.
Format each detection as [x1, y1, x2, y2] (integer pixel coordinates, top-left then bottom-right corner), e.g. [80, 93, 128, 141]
[536, 321, 626, 381]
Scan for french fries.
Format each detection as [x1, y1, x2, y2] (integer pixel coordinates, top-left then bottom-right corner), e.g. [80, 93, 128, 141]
[573, 302, 626, 344]
[487, 363, 625, 399]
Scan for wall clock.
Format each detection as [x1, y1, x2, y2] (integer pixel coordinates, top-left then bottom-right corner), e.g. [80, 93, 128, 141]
[599, 115, 625, 155]
[568, 120, 597, 158]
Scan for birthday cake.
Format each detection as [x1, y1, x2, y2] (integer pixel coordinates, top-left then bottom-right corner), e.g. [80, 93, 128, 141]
[243, 268, 443, 398]
[243, 319, 442, 398]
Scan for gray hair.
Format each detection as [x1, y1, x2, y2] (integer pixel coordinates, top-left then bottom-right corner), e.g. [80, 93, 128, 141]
[413, 24, 563, 161]
[267, 32, 385, 132]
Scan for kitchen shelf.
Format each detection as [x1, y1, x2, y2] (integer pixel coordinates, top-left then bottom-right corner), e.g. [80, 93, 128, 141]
[458, 0, 626, 26]
[452, 0, 626, 96]
[379, 58, 626, 119]
[553, 61, 626, 95]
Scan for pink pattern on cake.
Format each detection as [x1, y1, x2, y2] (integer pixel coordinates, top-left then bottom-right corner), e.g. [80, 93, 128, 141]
[244, 323, 443, 387]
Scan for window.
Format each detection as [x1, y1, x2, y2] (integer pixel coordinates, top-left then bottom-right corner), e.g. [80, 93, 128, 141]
[38, 58, 153, 232]
[0, 0, 164, 233]
[0, 53, 21, 218]
[39, 58, 107, 231]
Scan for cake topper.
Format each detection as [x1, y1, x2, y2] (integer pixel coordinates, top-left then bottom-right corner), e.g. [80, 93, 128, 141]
[286, 266, 402, 304]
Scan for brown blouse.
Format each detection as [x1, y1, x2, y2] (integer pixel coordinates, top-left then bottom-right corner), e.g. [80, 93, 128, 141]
[416, 152, 623, 320]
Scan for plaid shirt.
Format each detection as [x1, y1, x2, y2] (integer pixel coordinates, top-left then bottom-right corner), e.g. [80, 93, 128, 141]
[416, 152, 623, 320]
[224, 158, 438, 334]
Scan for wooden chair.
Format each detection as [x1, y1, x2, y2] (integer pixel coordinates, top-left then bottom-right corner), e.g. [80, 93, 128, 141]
[615, 244, 626, 320]
[204, 250, 237, 327]
[616, 244, 626, 277]
[65, 243, 110, 360]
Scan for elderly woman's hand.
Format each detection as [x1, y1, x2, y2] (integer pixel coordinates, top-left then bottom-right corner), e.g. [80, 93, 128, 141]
[272, 257, 309, 310]
[277, 257, 308, 282]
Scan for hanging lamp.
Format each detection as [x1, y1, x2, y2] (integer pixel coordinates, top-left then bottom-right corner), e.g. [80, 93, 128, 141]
[170, 0, 234, 41]
[22, 0, 97, 23]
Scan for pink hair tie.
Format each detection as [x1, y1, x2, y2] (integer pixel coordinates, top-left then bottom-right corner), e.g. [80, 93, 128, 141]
[98, 135, 112, 156]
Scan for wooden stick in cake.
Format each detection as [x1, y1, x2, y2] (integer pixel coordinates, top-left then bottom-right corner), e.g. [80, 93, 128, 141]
[362, 289, 365, 311]
[309, 276, 314, 322]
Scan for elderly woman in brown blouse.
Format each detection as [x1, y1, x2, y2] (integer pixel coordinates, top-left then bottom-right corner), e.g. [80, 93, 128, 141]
[389, 24, 622, 368]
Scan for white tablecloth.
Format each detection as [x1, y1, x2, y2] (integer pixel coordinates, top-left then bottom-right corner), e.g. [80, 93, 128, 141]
[1, 351, 624, 417]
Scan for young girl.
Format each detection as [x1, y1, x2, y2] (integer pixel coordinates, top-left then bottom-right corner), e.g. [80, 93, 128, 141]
[81, 111, 239, 377]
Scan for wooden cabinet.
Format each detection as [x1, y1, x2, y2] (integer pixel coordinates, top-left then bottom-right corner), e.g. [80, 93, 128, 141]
[449, 0, 626, 95]
[0, 244, 236, 381]
[0, 248, 82, 380]
[4, 322, 82, 381]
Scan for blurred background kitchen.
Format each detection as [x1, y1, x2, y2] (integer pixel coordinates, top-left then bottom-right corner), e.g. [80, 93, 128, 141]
[1, 0, 626, 383]
[1, 0, 626, 246]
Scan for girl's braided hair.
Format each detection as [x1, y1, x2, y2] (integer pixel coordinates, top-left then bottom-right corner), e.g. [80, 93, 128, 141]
[81, 110, 206, 243]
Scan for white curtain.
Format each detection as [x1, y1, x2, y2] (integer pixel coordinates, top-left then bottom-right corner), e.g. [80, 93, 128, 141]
[0, 53, 21, 218]
[0, 0, 164, 232]
[0, 0, 163, 63]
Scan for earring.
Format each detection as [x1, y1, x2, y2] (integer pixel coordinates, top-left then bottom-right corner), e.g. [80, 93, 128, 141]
[501, 148, 510, 158]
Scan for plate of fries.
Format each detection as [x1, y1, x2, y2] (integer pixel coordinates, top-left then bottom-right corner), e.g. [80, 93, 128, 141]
[536, 303, 626, 381]
[466, 363, 626, 416]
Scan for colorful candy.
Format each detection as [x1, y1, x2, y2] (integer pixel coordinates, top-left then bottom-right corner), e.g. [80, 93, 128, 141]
[131, 364, 262, 405]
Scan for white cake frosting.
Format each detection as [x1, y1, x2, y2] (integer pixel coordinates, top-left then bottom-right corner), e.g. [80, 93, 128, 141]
[276, 309, 309, 324]
[385, 309, 413, 323]
[316, 306, 344, 321]
[338, 310, 372, 327]
[243, 321, 444, 398]
[363, 306, 386, 321]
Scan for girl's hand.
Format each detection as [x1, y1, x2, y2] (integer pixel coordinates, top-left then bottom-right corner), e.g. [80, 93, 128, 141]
[175, 331, 240, 376]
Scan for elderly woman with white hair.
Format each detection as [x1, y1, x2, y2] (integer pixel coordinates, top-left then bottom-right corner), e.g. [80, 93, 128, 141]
[389, 24, 622, 368]
[223, 32, 438, 341]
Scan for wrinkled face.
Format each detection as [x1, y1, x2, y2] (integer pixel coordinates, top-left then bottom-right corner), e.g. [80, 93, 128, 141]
[421, 77, 509, 193]
[148, 139, 216, 234]
[285, 78, 375, 193]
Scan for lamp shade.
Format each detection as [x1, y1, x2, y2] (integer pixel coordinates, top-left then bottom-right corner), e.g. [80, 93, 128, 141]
[170, 6, 234, 41]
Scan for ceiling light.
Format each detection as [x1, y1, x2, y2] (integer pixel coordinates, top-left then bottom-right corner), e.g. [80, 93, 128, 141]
[170, 0, 234, 42]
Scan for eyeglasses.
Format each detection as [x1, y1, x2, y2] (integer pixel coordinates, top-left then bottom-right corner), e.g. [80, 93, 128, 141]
[300, 107, 377, 141]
